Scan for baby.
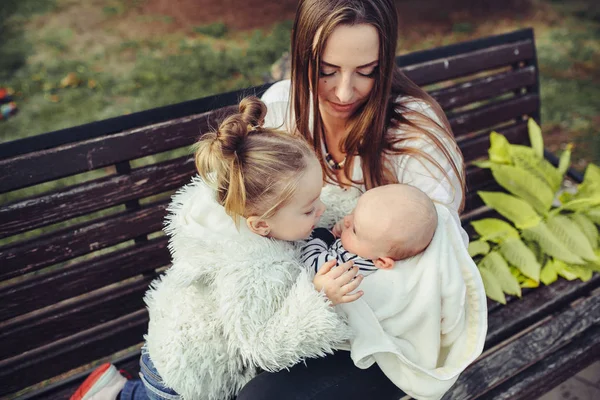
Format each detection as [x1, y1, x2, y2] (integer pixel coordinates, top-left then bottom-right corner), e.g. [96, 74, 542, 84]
[301, 184, 488, 400]
[301, 184, 438, 275]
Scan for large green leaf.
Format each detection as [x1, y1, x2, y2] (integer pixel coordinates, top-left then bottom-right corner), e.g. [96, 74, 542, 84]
[499, 238, 541, 282]
[554, 196, 600, 214]
[570, 213, 598, 249]
[470, 218, 520, 243]
[520, 277, 540, 288]
[488, 131, 512, 164]
[527, 118, 544, 159]
[576, 164, 600, 199]
[472, 159, 492, 169]
[558, 144, 573, 178]
[478, 267, 507, 304]
[522, 221, 585, 265]
[478, 191, 541, 229]
[562, 265, 593, 282]
[468, 240, 490, 257]
[491, 164, 554, 215]
[479, 251, 521, 297]
[586, 207, 600, 225]
[554, 260, 579, 281]
[547, 215, 598, 262]
[509, 145, 562, 191]
[540, 259, 558, 285]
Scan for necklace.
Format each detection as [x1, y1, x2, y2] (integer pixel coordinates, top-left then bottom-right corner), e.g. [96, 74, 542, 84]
[325, 152, 346, 170]
[322, 135, 346, 170]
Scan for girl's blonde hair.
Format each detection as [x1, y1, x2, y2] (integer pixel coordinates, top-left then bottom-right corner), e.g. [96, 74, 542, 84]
[195, 96, 316, 223]
[291, 0, 466, 211]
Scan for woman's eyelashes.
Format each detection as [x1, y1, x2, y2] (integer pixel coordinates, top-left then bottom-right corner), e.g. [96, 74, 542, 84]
[318, 66, 378, 78]
[358, 66, 378, 78]
[304, 208, 315, 216]
[318, 69, 335, 77]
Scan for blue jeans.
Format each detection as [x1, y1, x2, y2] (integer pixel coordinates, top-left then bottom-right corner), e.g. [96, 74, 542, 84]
[120, 350, 181, 400]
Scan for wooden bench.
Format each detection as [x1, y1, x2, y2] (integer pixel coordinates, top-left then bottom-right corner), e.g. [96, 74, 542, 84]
[1, 28, 598, 399]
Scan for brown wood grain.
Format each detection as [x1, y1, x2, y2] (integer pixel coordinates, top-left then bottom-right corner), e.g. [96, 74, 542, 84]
[0, 106, 235, 193]
[0, 200, 168, 281]
[459, 121, 530, 163]
[0, 277, 153, 360]
[485, 275, 600, 349]
[482, 325, 600, 400]
[0, 156, 194, 239]
[0, 310, 147, 396]
[0, 237, 168, 322]
[442, 294, 600, 400]
[17, 349, 142, 400]
[402, 40, 534, 87]
[449, 94, 539, 137]
[431, 66, 536, 111]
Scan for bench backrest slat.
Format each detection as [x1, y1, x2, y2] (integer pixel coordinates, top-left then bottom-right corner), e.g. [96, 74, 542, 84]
[0, 201, 168, 281]
[0, 237, 168, 321]
[0, 28, 539, 397]
[450, 94, 538, 137]
[460, 121, 529, 163]
[0, 157, 194, 239]
[0, 106, 235, 193]
[0, 311, 148, 397]
[0, 276, 152, 360]
[431, 66, 536, 111]
[402, 40, 534, 86]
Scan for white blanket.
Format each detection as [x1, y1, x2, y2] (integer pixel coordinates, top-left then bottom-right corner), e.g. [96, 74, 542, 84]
[338, 204, 488, 400]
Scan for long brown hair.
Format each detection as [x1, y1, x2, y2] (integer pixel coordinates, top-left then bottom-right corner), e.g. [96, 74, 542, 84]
[291, 0, 465, 210]
[194, 96, 316, 224]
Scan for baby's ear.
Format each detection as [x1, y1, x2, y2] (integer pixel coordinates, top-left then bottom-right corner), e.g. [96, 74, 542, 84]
[374, 257, 395, 270]
[246, 216, 270, 237]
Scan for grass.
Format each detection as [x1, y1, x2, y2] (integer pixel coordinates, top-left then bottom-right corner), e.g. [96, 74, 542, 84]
[0, 0, 293, 143]
[392, 0, 600, 168]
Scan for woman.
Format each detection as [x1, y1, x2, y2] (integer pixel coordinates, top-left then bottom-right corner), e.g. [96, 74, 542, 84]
[237, 0, 469, 399]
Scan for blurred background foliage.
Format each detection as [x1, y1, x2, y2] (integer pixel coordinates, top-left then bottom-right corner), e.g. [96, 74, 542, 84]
[0, 0, 598, 166]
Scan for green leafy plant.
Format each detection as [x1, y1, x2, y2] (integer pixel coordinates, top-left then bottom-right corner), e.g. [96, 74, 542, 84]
[469, 119, 600, 304]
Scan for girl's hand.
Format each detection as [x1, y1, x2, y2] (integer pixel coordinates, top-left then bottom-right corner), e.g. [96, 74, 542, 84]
[313, 259, 364, 305]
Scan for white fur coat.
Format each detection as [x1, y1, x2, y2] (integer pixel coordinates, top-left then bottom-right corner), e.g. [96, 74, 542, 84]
[143, 177, 352, 400]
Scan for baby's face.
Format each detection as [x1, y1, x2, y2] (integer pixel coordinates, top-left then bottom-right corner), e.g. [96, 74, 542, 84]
[340, 185, 437, 265]
[339, 202, 392, 262]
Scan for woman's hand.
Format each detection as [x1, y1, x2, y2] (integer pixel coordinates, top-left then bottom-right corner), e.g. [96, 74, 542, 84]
[313, 259, 364, 305]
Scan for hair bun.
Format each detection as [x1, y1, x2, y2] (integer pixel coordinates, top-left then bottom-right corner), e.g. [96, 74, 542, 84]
[216, 96, 267, 159]
[239, 96, 267, 128]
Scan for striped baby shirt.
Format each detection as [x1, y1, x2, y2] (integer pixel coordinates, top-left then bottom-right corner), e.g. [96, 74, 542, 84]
[301, 228, 378, 275]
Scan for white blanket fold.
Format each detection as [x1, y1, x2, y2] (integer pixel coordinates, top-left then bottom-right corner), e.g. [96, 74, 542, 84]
[339, 204, 488, 400]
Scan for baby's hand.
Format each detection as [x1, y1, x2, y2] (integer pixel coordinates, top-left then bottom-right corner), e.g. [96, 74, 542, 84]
[313, 259, 364, 305]
[332, 219, 344, 238]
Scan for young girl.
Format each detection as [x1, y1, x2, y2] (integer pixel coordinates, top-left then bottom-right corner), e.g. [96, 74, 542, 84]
[71, 96, 363, 400]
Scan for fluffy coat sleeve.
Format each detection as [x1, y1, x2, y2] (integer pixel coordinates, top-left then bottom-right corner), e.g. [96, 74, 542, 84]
[213, 259, 352, 372]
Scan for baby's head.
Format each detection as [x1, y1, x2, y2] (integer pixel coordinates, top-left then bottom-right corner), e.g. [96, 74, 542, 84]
[339, 184, 438, 269]
[194, 96, 325, 241]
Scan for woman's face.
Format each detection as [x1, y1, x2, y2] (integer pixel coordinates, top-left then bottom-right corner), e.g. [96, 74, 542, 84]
[317, 23, 379, 124]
